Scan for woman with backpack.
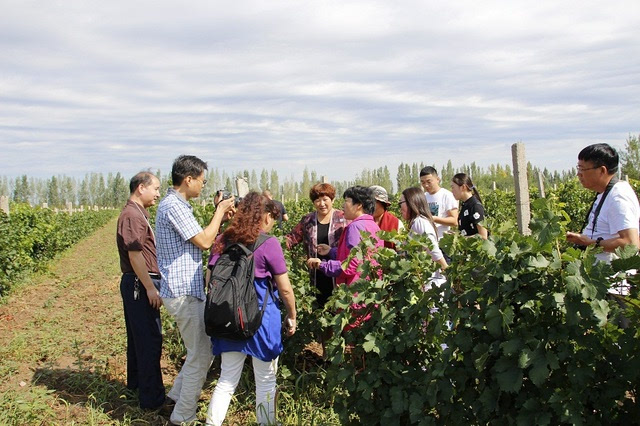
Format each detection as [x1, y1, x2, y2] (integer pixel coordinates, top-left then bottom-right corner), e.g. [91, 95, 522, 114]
[205, 192, 297, 426]
[400, 187, 448, 289]
[451, 173, 488, 239]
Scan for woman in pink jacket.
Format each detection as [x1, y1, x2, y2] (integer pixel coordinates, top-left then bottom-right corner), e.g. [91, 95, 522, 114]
[308, 186, 383, 330]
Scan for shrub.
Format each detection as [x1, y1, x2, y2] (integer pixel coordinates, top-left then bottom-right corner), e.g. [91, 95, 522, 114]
[0, 204, 116, 297]
[323, 198, 640, 425]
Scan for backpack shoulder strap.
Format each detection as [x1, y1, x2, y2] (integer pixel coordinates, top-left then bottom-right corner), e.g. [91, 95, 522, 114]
[223, 241, 253, 257]
[252, 233, 277, 297]
[251, 233, 271, 252]
[249, 233, 276, 312]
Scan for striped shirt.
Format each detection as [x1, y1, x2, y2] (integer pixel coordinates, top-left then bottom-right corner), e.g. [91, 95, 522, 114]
[156, 188, 205, 300]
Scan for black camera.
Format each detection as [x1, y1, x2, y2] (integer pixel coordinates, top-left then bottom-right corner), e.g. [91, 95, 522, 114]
[216, 190, 241, 207]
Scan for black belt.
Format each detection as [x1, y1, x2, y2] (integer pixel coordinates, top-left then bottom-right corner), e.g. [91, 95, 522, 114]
[125, 272, 161, 280]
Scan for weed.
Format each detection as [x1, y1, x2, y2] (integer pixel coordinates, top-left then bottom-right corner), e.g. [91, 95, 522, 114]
[0, 387, 57, 424]
[161, 311, 186, 364]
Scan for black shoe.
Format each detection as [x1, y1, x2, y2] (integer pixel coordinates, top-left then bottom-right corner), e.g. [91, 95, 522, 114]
[158, 397, 177, 417]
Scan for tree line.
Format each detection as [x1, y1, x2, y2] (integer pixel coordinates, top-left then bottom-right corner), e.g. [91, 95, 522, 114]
[2, 134, 637, 208]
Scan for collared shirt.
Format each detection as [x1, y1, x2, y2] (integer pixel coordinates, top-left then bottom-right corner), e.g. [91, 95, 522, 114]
[285, 209, 346, 288]
[116, 200, 159, 274]
[156, 188, 205, 300]
[321, 214, 383, 285]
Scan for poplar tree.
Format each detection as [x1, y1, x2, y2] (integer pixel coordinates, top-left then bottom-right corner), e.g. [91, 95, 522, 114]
[270, 169, 280, 199]
[47, 176, 61, 207]
[260, 168, 269, 191]
[620, 134, 640, 180]
[13, 175, 31, 204]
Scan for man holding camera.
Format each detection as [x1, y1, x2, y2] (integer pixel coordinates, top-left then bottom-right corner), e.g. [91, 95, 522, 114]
[155, 155, 235, 425]
[566, 143, 640, 294]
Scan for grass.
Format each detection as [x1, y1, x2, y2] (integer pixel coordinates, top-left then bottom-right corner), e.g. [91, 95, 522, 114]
[0, 217, 341, 425]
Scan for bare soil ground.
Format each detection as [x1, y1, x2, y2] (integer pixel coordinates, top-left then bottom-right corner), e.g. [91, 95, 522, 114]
[0, 218, 176, 424]
[0, 218, 327, 425]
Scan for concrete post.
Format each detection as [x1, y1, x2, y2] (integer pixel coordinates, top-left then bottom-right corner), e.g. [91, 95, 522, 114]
[235, 177, 249, 198]
[42, 202, 48, 209]
[66, 201, 73, 213]
[492, 181, 497, 191]
[512, 143, 531, 235]
[537, 172, 545, 198]
[0, 196, 9, 216]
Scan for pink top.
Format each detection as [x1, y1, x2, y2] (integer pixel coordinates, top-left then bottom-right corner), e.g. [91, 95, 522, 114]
[320, 214, 383, 285]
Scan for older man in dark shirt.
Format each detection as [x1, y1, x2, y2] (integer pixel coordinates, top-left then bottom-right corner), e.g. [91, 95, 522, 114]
[116, 171, 165, 410]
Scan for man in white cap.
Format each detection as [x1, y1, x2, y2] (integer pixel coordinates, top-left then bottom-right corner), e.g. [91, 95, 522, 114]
[370, 185, 404, 249]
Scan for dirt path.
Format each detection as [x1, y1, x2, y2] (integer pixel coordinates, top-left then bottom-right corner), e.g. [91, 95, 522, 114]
[0, 217, 174, 424]
[0, 217, 330, 425]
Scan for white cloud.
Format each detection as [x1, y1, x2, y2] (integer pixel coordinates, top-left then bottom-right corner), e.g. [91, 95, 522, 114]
[1, 0, 638, 184]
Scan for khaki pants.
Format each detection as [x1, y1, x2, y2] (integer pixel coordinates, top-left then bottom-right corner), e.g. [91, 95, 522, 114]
[163, 296, 214, 424]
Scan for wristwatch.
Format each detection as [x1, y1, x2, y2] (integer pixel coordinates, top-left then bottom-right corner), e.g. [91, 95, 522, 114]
[595, 237, 604, 247]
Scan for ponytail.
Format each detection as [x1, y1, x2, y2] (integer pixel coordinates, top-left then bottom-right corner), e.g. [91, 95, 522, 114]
[452, 173, 482, 204]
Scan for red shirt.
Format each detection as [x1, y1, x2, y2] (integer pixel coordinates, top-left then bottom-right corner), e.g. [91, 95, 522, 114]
[378, 210, 401, 249]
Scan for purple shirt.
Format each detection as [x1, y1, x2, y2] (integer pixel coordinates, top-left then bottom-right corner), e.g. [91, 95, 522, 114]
[208, 233, 287, 283]
[320, 214, 382, 284]
[207, 233, 288, 361]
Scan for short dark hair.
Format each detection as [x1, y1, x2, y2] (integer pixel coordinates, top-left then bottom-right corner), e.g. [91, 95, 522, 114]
[309, 183, 336, 201]
[129, 171, 156, 194]
[420, 166, 438, 177]
[578, 143, 618, 175]
[343, 185, 376, 215]
[171, 155, 208, 186]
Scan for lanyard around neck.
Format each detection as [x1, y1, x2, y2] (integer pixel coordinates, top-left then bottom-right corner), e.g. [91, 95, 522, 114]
[583, 176, 619, 237]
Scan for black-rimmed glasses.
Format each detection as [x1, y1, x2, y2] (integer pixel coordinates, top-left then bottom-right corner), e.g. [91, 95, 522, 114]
[576, 165, 600, 173]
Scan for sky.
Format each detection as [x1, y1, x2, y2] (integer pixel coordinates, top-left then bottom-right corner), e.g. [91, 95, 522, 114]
[1, 0, 639, 183]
